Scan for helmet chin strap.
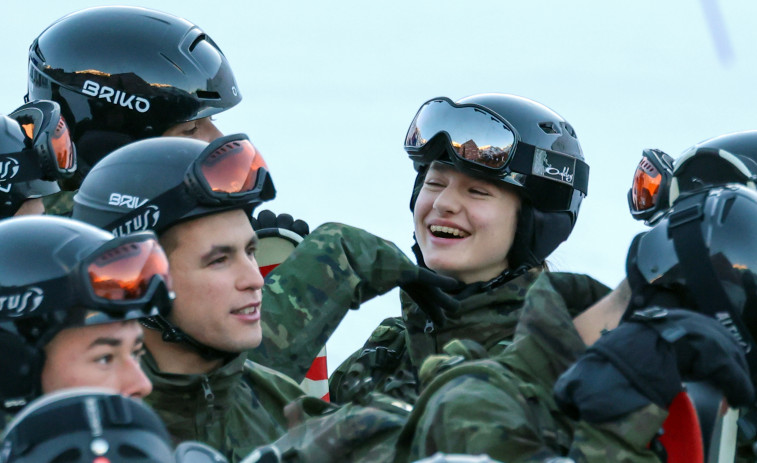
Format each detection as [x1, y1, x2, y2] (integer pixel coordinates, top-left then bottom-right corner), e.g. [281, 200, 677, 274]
[140, 315, 234, 362]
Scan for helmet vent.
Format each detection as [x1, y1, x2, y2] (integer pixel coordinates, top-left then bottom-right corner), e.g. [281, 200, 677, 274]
[32, 41, 45, 62]
[720, 197, 736, 223]
[562, 123, 577, 138]
[189, 34, 208, 52]
[196, 90, 221, 100]
[539, 122, 560, 134]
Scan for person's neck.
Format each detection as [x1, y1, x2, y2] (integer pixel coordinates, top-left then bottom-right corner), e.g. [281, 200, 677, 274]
[143, 328, 225, 375]
[573, 278, 631, 346]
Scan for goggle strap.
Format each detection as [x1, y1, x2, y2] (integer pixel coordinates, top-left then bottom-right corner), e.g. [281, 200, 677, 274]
[0, 275, 70, 322]
[104, 184, 195, 237]
[0, 152, 46, 184]
[668, 196, 757, 374]
[510, 143, 590, 195]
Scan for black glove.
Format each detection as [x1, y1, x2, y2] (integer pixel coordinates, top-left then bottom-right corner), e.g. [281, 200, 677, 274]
[398, 267, 462, 327]
[251, 209, 310, 239]
[555, 307, 754, 423]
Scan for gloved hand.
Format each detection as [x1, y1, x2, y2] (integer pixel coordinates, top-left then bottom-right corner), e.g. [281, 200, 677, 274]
[554, 307, 754, 423]
[398, 267, 462, 327]
[251, 209, 310, 239]
[250, 210, 310, 278]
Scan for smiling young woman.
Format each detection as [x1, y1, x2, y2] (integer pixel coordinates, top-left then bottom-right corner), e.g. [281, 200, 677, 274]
[329, 93, 604, 410]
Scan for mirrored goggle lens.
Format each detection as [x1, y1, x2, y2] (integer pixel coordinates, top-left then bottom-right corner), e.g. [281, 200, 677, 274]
[631, 157, 663, 212]
[51, 116, 74, 170]
[405, 99, 515, 169]
[201, 139, 267, 193]
[88, 239, 170, 301]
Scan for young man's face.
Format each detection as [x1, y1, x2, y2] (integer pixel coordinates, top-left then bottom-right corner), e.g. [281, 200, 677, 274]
[41, 320, 151, 398]
[162, 208, 264, 353]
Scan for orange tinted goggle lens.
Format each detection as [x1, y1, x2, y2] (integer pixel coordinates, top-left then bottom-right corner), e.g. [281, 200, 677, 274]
[200, 139, 267, 193]
[88, 239, 170, 301]
[631, 158, 662, 212]
[52, 116, 74, 170]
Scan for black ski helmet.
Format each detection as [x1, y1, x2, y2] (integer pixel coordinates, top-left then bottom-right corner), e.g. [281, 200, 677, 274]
[72, 135, 274, 235]
[670, 131, 757, 208]
[0, 115, 59, 217]
[1, 389, 175, 463]
[626, 185, 757, 382]
[406, 93, 587, 272]
[0, 216, 172, 411]
[27, 6, 241, 176]
[688, 130, 757, 167]
[0, 388, 227, 463]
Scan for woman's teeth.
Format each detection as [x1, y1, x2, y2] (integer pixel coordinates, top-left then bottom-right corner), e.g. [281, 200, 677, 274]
[429, 225, 470, 238]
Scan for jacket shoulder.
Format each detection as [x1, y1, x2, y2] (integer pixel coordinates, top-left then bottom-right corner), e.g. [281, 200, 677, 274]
[243, 360, 305, 404]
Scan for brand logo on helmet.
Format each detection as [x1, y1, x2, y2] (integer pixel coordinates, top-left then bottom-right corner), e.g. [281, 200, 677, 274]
[112, 205, 160, 237]
[109, 193, 149, 209]
[0, 287, 44, 318]
[0, 157, 20, 182]
[82, 80, 150, 113]
[533, 149, 575, 186]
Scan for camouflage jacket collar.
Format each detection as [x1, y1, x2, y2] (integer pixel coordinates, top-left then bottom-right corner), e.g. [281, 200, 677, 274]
[141, 349, 247, 406]
[401, 269, 541, 369]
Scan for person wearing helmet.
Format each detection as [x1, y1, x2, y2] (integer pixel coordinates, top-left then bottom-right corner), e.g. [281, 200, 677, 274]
[0, 100, 76, 218]
[328, 93, 607, 406]
[0, 215, 171, 415]
[71, 135, 311, 462]
[2, 388, 228, 463]
[27, 5, 240, 216]
[628, 130, 757, 227]
[72, 133, 463, 461]
[397, 183, 755, 462]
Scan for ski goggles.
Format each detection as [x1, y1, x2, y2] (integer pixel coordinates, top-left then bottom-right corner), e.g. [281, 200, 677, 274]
[404, 97, 589, 210]
[2, 100, 76, 183]
[627, 148, 674, 224]
[628, 146, 757, 224]
[0, 232, 171, 323]
[106, 133, 275, 236]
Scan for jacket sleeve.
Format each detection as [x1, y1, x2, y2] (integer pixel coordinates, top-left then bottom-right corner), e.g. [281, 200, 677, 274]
[401, 361, 667, 463]
[249, 222, 418, 382]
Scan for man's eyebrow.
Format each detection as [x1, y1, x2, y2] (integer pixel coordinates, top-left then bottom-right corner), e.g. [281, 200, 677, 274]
[200, 245, 235, 262]
[249, 235, 259, 249]
[88, 337, 122, 349]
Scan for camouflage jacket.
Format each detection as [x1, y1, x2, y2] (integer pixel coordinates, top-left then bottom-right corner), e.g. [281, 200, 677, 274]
[250, 222, 434, 382]
[329, 269, 544, 405]
[246, 392, 412, 463]
[141, 350, 305, 463]
[395, 272, 668, 463]
[42, 190, 75, 216]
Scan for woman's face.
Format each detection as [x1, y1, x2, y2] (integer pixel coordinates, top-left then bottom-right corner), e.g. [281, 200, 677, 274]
[414, 162, 520, 284]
